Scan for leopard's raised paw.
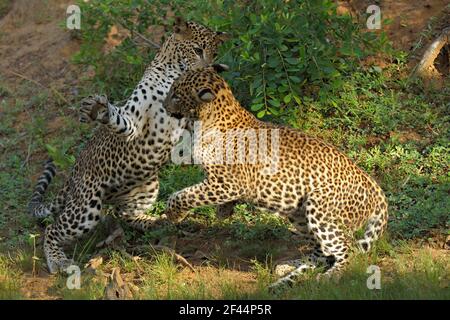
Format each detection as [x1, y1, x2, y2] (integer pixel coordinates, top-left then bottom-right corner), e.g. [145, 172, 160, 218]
[79, 94, 109, 124]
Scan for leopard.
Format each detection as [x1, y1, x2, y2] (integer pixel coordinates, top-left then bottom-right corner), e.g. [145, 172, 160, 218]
[28, 18, 229, 274]
[161, 64, 389, 291]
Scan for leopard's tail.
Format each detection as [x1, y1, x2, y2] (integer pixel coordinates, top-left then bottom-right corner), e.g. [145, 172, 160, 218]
[28, 159, 56, 218]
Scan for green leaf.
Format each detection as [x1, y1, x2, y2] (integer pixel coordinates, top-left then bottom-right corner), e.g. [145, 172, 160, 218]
[293, 95, 302, 105]
[340, 44, 354, 56]
[268, 99, 281, 107]
[285, 57, 298, 65]
[372, 66, 382, 73]
[251, 103, 264, 111]
[267, 56, 280, 68]
[256, 110, 266, 118]
[268, 107, 280, 115]
[284, 94, 292, 104]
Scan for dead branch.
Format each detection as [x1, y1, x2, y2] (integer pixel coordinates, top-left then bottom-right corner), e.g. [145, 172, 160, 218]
[7, 70, 69, 104]
[110, 15, 161, 49]
[132, 30, 161, 49]
[412, 27, 450, 80]
[20, 135, 32, 169]
[148, 244, 196, 272]
[95, 223, 125, 248]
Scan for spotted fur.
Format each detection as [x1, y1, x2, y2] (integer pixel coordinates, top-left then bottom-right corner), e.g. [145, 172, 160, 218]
[162, 65, 389, 290]
[29, 19, 228, 273]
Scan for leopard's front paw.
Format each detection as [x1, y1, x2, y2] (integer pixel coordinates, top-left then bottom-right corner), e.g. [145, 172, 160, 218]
[80, 94, 109, 124]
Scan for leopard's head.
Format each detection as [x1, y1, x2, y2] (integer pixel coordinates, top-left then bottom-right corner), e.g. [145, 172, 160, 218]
[156, 17, 230, 71]
[163, 64, 229, 120]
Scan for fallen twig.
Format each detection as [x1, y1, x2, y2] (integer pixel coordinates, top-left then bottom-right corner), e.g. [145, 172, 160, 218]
[8, 70, 69, 104]
[135, 244, 196, 272]
[95, 224, 125, 248]
[20, 135, 33, 169]
[104, 267, 133, 300]
[153, 244, 196, 272]
[412, 26, 450, 80]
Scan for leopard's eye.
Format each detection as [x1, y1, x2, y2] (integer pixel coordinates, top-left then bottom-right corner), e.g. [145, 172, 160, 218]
[194, 47, 203, 56]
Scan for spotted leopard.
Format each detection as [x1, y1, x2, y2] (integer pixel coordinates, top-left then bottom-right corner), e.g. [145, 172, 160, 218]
[162, 65, 389, 290]
[28, 18, 228, 273]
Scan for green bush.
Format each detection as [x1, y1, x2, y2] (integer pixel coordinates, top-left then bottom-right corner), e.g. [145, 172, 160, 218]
[73, 0, 448, 241]
[75, 0, 390, 120]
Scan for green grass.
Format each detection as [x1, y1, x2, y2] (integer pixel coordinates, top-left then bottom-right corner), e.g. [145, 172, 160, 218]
[0, 0, 11, 19]
[290, 65, 450, 240]
[7, 244, 443, 300]
[0, 243, 448, 300]
[0, 255, 23, 299]
[279, 250, 449, 300]
[0, 31, 448, 299]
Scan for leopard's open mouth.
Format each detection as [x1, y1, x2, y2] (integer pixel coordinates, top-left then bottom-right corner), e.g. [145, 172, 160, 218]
[170, 112, 184, 120]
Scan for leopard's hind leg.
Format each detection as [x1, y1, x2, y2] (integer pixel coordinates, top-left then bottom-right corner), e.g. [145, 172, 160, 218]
[274, 205, 322, 278]
[44, 187, 103, 273]
[270, 193, 351, 291]
[358, 194, 388, 253]
[113, 178, 167, 231]
[272, 229, 335, 289]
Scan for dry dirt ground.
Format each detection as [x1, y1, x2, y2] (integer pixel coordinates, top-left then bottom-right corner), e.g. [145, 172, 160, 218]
[348, 0, 450, 52]
[0, 0, 449, 299]
[0, 0, 80, 99]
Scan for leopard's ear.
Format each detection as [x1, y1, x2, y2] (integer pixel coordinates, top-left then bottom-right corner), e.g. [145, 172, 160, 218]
[173, 17, 192, 40]
[197, 88, 216, 102]
[211, 64, 229, 73]
[215, 31, 230, 44]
